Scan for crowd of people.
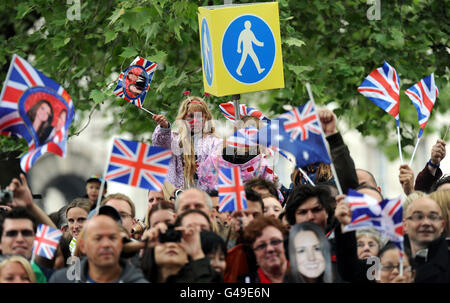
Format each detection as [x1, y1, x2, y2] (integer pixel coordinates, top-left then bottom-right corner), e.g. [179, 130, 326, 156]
[0, 95, 448, 284]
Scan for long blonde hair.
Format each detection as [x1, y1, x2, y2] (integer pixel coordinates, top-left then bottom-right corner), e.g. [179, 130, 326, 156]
[174, 96, 216, 188]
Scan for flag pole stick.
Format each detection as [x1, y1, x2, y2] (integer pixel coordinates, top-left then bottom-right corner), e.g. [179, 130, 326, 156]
[95, 138, 115, 214]
[408, 136, 421, 167]
[306, 83, 343, 195]
[443, 124, 450, 141]
[140, 107, 155, 116]
[396, 122, 404, 164]
[298, 167, 315, 187]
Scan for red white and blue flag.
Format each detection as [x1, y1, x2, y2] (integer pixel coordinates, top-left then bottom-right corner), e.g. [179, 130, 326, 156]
[257, 100, 331, 169]
[279, 100, 322, 141]
[226, 126, 259, 149]
[105, 138, 172, 191]
[358, 61, 401, 126]
[404, 73, 438, 138]
[32, 224, 63, 260]
[219, 101, 270, 122]
[113, 56, 157, 108]
[218, 167, 247, 212]
[344, 190, 404, 251]
[0, 54, 74, 172]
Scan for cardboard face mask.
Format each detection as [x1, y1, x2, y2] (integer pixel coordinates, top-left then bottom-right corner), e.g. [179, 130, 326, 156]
[289, 222, 331, 282]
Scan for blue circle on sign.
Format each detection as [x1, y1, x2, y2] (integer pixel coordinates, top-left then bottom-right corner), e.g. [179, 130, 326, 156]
[201, 18, 213, 87]
[222, 14, 275, 84]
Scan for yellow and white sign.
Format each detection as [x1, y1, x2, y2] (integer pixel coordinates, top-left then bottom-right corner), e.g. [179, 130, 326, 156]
[198, 2, 284, 97]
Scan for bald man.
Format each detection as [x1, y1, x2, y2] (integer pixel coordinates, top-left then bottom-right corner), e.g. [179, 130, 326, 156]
[404, 196, 449, 283]
[49, 215, 148, 283]
[175, 188, 212, 216]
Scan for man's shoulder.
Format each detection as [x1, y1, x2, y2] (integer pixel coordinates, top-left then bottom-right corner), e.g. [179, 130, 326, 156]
[119, 259, 149, 283]
[48, 267, 72, 283]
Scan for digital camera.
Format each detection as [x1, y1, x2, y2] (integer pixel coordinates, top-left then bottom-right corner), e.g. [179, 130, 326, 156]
[158, 225, 182, 243]
[0, 189, 13, 206]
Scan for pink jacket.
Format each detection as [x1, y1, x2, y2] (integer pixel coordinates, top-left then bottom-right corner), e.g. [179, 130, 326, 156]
[197, 153, 274, 192]
[152, 125, 223, 189]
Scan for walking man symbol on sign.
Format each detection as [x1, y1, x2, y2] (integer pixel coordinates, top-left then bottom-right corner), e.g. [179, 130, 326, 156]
[222, 14, 275, 85]
[236, 21, 265, 76]
[203, 30, 212, 79]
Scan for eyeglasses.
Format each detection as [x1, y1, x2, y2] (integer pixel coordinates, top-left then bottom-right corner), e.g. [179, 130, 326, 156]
[4, 229, 34, 238]
[405, 213, 442, 222]
[380, 264, 412, 272]
[253, 239, 283, 252]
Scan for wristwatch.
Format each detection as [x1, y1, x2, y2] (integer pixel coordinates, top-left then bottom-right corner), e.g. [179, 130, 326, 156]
[427, 159, 440, 168]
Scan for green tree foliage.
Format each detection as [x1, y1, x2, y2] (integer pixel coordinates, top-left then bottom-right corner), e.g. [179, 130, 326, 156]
[0, 0, 448, 161]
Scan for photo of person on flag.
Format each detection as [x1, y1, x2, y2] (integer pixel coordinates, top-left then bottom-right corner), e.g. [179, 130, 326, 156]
[26, 99, 54, 146]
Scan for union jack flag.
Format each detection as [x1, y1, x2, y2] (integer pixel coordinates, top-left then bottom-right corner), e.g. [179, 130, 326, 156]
[0, 54, 74, 172]
[226, 126, 259, 149]
[358, 61, 401, 125]
[279, 100, 322, 141]
[219, 101, 270, 122]
[257, 100, 331, 168]
[404, 73, 439, 138]
[218, 167, 247, 212]
[105, 138, 172, 191]
[32, 224, 63, 260]
[344, 190, 404, 251]
[113, 56, 157, 108]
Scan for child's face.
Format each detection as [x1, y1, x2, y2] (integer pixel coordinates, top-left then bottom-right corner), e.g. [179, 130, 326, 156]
[86, 181, 101, 203]
[184, 110, 205, 133]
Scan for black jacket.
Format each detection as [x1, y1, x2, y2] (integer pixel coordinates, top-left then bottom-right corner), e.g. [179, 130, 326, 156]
[327, 132, 359, 194]
[335, 224, 374, 283]
[411, 235, 450, 283]
[49, 257, 149, 283]
[166, 257, 223, 283]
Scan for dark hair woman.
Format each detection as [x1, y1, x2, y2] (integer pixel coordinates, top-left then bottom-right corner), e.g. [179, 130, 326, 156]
[26, 99, 54, 145]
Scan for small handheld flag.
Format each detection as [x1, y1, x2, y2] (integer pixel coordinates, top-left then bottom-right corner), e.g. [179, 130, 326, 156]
[32, 224, 63, 260]
[0, 54, 74, 172]
[105, 138, 172, 191]
[218, 167, 247, 212]
[344, 190, 404, 251]
[405, 73, 439, 166]
[219, 101, 270, 122]
[404, 73, 438, 137]
[113, 56, 157, 111]
[358, 61, 403, 163]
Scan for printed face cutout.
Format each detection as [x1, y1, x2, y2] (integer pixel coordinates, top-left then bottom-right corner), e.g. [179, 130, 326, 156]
[123, 65, 148, 99]
[18, 86, 70, 147]
[293, 230, 326, 279]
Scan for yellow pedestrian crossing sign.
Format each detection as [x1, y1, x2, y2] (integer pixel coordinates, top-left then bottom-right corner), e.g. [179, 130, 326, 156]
[198, 2, 284, 97]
